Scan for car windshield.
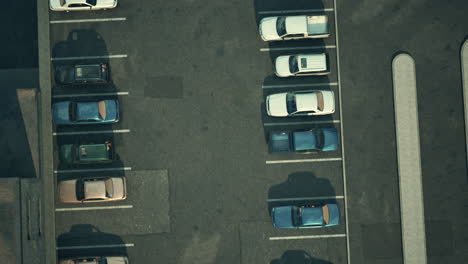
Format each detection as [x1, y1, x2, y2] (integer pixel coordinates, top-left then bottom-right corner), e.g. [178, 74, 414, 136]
[286, 93, 297, 114]
[289, 56, 299, 73]
[86, 0, 97, 6]
[69, 102, 77, 121]
[276, 16, 287, 36]
[316, 129, 324, 149]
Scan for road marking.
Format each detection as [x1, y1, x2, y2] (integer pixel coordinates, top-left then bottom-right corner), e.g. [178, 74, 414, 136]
[262, 82, 338, 89]
[50, 17, 126, 24]
[258, 8, 334, 15]
[333, 1, 351, 263]
[269, 234, 346, 241]
[392, 54, 427, 264]
[56, 205, 133, 212]
[266, 157, 341, 164]
[53, 129, 130, 136]
[54, 167, 132, 174]
[260, 45, 336, 52]
[51, 54, 127, 61]
[263, 120, 340, 126]
[462, 40, 468, 170]
[57, 243, 134, 250]
[267, 196, 344, 202]
[53, 91, 129, 98]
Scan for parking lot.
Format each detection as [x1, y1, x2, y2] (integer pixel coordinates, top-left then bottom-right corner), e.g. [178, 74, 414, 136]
[44, 0, 468, 264]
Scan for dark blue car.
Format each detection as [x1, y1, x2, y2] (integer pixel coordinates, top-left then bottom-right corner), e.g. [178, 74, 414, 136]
[271, 203, 340, 229]
[269, 128, 339, 153]
[52, 99, 119, 125]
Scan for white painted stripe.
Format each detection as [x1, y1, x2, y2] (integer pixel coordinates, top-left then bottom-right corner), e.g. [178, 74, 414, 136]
[57, 243, 134, 250]
[462, 40, 468, 170]
[333, 1, 351, 263]
[263, 120, 340, 126]
[263, 82, 338, 89]
[267, 196, 344, 202]
[258, 8, 334, 15]
[51, 54, 127, 61]
[53, 129, 130, 136]
[269, 234, 346, 240]
[53, 91, 129, 98]
[393, 54, 427, 264]
[50, 17, 126, 24]
[56, 205, 133, 212]
[266, 157, 342, 164]
[260, 45, 336, 52]
[54, 167, 132, 174]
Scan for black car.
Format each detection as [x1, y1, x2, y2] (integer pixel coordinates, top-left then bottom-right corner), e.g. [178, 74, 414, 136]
[55, 63, 110, 84]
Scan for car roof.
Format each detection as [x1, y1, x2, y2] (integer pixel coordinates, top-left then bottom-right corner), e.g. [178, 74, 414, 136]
[293, 130, 317, 151]
[84, 180, 106, 200]
[301, 207, 323, 226]
[295, 93, 317, 113]
[76, 101, 101, 121]
[297, 54, 327, 72]
[78, 143, 110, 161]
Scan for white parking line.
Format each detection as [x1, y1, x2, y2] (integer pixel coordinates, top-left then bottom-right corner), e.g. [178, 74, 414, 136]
[267, 195, 344, 202]
[269, 234, 346, 241]
[266, 157, 342, 164]
[53, 91, 129, 98]
[50, 17, 126, 24]
[263, 120, 340, 126]
[258, 8, 334, 15]
[53, 129, 130, 136]
[51, 54, 127, 61]
[260, 45, 336, 52]
[56, 205, 133, 212]
[333, 1, 351, 263]
[57, 243, 134, 250]
[262, 82, 338, 89]
[54, 167, 132, 174]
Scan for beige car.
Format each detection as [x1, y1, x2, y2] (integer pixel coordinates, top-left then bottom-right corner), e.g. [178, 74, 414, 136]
[58, 177, 126, 203]
[59, 256, 128, 264]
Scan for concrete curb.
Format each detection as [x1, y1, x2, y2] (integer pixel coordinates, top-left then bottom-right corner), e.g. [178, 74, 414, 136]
[36, 1, 55, 264]
[392, 53, 427, 264]
[461, 40, 468, 173]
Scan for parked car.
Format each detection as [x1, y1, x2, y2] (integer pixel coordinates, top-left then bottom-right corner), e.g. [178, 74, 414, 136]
[266, 90, 335, 117]
[52, 99, 119, 125]
[269, 128, 339, 153]
[50, 0, 118, 11]
[259, 15, 329, 41]
[59, 141, 114, 166]
[275, 53, 329, 77]
[58, 177, 127, 203]
[55, 63, 109, 84]
[271, 203, 340, 229]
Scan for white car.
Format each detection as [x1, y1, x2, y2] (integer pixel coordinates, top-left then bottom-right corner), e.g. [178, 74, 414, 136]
[275, 53, 329, 77]
[50, 0, 117, 11]
[266, 90, 335, 117]
[259, 15, 329, 41]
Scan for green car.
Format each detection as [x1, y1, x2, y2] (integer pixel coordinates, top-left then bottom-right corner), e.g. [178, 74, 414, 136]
[59, 141, 114, 166]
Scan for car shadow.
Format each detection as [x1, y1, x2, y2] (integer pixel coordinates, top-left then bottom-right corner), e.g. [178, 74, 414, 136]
[271, 250, 333, 264]
[57, 224, 128, 259]
[267, 171, 337, 214]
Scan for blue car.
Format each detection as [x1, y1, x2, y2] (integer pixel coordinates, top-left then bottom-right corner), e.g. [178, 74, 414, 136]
[52, 99, 119, 125]
[271, 203, 340, 229]
[269, 128, 339, 153]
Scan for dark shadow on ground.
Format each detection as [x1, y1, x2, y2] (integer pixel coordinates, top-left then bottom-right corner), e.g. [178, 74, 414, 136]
[57, 224, 128, 258]
[271, 250, 333, 264]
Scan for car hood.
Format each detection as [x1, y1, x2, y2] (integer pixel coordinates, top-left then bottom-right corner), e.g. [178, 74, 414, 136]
[272, 206, 295, 228]
[266, 93, 288, 117]
[58, 180, 79, 203]
[321, 91, 335, 114]
[275, 56, 292, 77]
[326, 203, 340, 226]
[321, 128, 339, 151]
[259, 17, 280, 41]
[52, 101, 72, 124]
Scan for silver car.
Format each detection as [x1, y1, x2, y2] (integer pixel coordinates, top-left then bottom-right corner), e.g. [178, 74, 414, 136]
[50, 0, 118, 11]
